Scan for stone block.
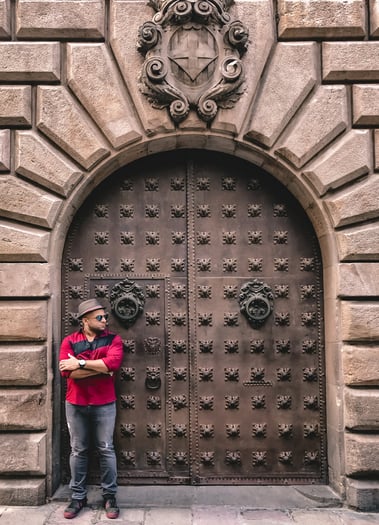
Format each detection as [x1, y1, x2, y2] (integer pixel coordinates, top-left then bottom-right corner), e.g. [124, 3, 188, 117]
[0, 345, 46, 386]
[212, 0, 275, 135]
[353, 84, 379, 126]
[343, 345, 379, 386]
[0, 0, 9, 38]
[16, 0, 105, 39]
[341, 301, 379, 342]
[0, 300, 47, 341]
[0, 176, 62, 229]
[339, 263, 379, 298]
[302, 130, 370, 196]
[277, 0, 366, 39]
[0, 86, 31, 126]
[67, 43, 141, 149]
[0, 506, 55, 522]
[178, 113, 207, 133]
[0, 262, 50, 297]
[276, 86, 348, 168]
[346, 478, 379, 511]
[37, 86, 109, 170]
[15, 131, 83, 197]
[110, 0, 175, 135]
[344, 388, 379, 430]
[0, 389, 47, 430]
[0, 221, 49, 262]
[345, 433, 379, 476]
[291, 510, 342, 524]
[375, 129, 379, 171]
[324, 177, 379, 228]
[323, 42, 379, 82]
[0, 128, 10, 171]
[337, 224, 379, 261]
[0, 479, 46, 506]
[0, 433, 46, 474]
[370, 0, 379, 37]
[146, 508, 194, 525]
[246, 42, 317, 147]
[0, 42, 60, 81]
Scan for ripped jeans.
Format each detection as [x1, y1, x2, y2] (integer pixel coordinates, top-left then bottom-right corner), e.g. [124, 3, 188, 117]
[65, 401, 117, 500]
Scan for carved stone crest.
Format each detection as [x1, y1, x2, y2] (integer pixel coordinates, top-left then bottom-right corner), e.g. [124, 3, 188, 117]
[137, 0, 249, 123]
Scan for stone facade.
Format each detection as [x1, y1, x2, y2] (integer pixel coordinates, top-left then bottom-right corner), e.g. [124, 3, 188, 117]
[0, 0, 378, 511]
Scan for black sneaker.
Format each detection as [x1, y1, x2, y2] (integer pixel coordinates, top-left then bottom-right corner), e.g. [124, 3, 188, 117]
[63, 498, 87, 519]
[103, 495, 120, 519]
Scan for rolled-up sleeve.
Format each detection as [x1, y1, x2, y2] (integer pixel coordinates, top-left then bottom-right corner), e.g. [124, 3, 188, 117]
[102, 334, 124, 371]
[59, 336, 73, 378]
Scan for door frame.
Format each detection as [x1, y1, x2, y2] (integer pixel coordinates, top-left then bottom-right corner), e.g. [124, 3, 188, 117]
[50, 138, 341, 496]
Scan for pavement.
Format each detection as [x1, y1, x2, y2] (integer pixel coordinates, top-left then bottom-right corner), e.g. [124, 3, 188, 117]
[0, 486, 378, 525]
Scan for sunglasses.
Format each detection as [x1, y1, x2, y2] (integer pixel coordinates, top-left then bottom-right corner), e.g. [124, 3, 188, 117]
[88, 314, 109, 322]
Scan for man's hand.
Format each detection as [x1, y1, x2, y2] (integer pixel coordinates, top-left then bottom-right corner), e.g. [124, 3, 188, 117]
[59, 354, 113, 376]
[59, 353, 80, 371]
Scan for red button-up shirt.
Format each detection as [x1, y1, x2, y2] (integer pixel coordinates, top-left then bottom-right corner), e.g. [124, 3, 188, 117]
[59, 329, 123, 406]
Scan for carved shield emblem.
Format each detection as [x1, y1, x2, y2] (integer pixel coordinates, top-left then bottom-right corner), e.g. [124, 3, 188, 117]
[168, 25, 217, 90]
[137, 0, 249, 123]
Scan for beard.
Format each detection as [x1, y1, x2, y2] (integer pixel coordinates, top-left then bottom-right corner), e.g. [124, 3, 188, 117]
[92, 325, 106, 335]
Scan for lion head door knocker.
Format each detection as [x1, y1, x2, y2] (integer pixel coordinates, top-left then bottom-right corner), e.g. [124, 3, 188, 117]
[137, 0, 249, 124]
[145, 366, 162, 390]
[110, 278, 145, 328]
[238, 280, 274, 329]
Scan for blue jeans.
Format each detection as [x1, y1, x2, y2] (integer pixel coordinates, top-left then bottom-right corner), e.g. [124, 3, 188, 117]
[65, 401, 117, 500]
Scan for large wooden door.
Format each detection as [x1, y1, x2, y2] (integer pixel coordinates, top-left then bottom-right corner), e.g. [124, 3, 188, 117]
[62, 151, 327, 485]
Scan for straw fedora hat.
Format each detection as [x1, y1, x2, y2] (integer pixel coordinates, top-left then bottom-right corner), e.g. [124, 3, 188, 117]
[78, 299, 104, 318]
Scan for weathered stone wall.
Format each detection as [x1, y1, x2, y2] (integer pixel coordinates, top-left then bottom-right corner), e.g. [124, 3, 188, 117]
[0, 0, 378, 510]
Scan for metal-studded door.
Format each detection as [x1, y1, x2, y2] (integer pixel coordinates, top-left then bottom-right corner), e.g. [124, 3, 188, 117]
[61, 151, 327, 485]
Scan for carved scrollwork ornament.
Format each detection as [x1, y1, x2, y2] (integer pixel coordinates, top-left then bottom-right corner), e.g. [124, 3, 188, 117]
[137, 21, 162, 52]
[238, 279, 274, 329]
[138, 0, 249, 124]
[110, 278, 145, 328]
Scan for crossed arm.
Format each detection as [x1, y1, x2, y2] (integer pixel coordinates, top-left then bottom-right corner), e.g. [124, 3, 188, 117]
[59, 353, 112, 379]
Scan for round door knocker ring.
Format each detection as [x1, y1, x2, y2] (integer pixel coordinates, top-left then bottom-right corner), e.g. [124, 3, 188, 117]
[238, 280, 274, 329]
[244, 295, 271, 323]
[110, 278, 145, 328]
[114, 294, 139, 322]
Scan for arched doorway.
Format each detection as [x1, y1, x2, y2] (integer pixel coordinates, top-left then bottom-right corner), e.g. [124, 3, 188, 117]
[61, 150, 326, 485]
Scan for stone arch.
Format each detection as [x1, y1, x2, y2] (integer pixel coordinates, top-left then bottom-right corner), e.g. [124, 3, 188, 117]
[51, 136, 339, 488]
[0, 0, 378, 508]
[57, 142, 333, 487]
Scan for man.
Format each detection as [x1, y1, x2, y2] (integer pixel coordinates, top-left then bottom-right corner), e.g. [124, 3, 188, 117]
[59, 299, 123, 519]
